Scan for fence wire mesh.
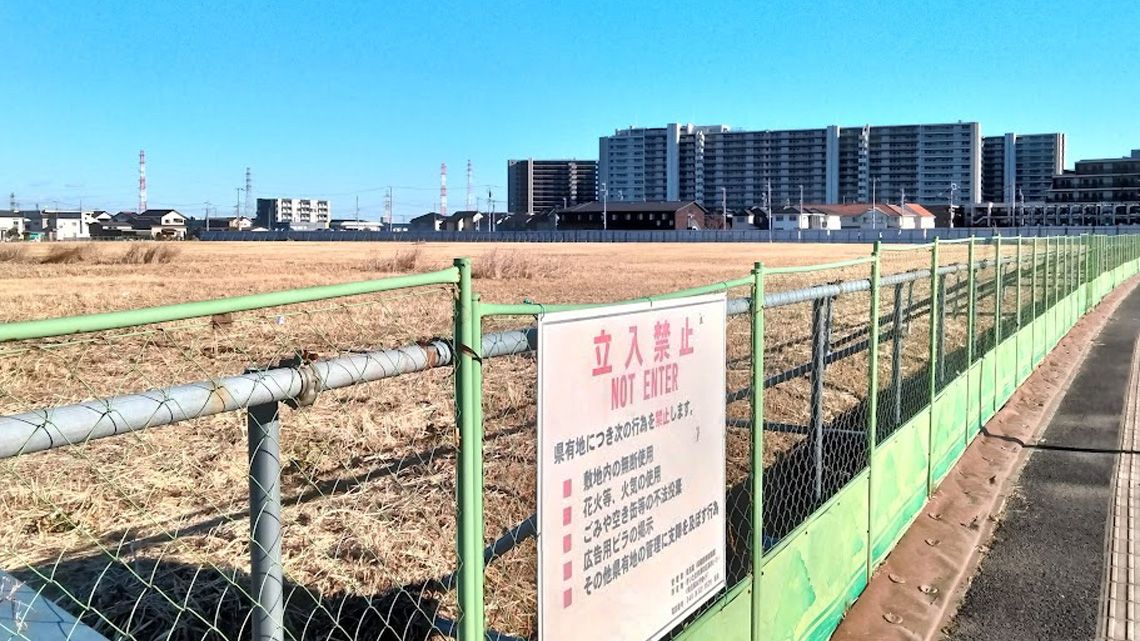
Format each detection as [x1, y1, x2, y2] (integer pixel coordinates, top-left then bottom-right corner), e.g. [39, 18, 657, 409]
[935, 241, 972, 393]
[876, 248, 934, 443]
[972, 239, 998, 359]
[0, 283, 459, 641]
[2, 235, 1136, 641]
[761, 260, 873, 547]
[1032, 238, 1049, 321]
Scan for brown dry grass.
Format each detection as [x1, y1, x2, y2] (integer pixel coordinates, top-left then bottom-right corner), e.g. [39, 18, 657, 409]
[0, 244, 27, 263]
[1, 240, 950, 639]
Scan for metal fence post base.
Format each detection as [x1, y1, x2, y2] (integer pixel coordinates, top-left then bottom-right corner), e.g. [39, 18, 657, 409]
[248, 401, 284, 641]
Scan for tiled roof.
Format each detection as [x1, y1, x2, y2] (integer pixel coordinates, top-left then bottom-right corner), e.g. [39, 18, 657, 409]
[561, 201, 706, 214]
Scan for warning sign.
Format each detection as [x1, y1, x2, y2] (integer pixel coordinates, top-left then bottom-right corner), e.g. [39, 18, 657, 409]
[537, 293, 727, 641]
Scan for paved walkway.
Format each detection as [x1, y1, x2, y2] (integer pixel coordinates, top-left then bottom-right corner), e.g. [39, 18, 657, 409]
[947, 287, 1140, 641]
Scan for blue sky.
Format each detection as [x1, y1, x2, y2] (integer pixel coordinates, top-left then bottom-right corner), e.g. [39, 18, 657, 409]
[3, 0, 1138, 221]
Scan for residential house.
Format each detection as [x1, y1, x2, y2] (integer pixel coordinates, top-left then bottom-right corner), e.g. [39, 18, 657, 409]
[443, 210, 485, 231]
[770, 206, 842, 231]
[554, 201, 711, 230]
[0, 210, 28, 240]
[770, 203, 936, 231]
[133, 209, 188, 239]
[36, 210, 90, 240]
[91, 209, 188, 239]
[331, 219, 384, 231]
[408, 212, 447, 232]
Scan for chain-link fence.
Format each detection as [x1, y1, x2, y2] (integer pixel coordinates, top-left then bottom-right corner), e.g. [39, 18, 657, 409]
[760, 258, 875, 547]
[1, 236, 1138, 641]
[0, 269, 463, 641]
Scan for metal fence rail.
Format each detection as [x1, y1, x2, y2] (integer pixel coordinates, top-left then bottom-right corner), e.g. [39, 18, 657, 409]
[0, 234, 1136, 641]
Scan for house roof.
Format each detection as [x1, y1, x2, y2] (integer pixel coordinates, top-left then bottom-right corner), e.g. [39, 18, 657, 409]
[141, 209, 184, 217]
[560, 201, 707, 214]
[446, 210, 483, 222]
[783, 203, 933, 218]
[900, 203, 936, 218]
[410, 212, 446, 222]
[0, 210, 29, 218]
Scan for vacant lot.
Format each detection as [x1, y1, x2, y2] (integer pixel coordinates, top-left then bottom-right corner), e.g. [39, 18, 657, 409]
[0, 241, 875, 321]
[2, 240, 952, 640]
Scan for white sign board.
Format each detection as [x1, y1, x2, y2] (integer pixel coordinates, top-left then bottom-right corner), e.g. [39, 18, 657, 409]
[537, 293, 727, 641]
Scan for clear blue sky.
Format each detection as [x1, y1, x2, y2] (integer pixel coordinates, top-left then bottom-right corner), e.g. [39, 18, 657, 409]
[3, 0, 1138, 221]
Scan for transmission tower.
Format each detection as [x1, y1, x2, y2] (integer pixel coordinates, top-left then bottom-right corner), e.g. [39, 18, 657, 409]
[466, 160, 474, 211]
[384, 187, 393, 227]
[138, 150, 147, 213]
[244, 167, 253, 218]
[439, 163, 448, 216]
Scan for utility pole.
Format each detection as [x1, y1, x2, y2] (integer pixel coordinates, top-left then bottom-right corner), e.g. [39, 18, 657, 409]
[871, 177, 879, 230]
[601, 182, 608, 231]
[721, 187, 727, 225]
[488, 189, 496, 231]
[1018, 187, 1025, 227]
[355, 195, 360, 223]
[766, 179, 773, 241]
[235, 187, 242, 218]
[204, 201, 212, 232]
[8, 192, 14, 212]
[949, 182, 958, 229]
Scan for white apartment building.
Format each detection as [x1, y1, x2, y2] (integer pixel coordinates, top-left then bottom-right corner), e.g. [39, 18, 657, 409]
[599, 121, 983, 211]
[256, 198, 331, 230]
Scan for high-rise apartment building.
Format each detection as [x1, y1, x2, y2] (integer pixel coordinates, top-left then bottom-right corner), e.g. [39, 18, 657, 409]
[982, 133, 1066, 204]
[845, 122, 982, 206]
[256, 198, 331, 229]
[507, 159, 597, 214]
[599, 121, 982, 210]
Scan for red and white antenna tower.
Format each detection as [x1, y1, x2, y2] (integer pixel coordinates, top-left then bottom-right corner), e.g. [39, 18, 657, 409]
[439, 162, 448, 216]
[138, 149, 148, 213]
[466, 160, 474, 211]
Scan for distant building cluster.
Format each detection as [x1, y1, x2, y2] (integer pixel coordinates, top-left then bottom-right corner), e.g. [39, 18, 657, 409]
[496, 121, 1138, 229]
[0, 209, 192, 241]
[6, 120, 1139, 241]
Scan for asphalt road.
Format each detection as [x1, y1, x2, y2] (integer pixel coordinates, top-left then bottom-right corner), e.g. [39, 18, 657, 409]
[947, 288, 1140, 641]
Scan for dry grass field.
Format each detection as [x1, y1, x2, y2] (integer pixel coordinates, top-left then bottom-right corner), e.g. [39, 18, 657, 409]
[0, 241, 875, 321]
[0, 240, 983, 640]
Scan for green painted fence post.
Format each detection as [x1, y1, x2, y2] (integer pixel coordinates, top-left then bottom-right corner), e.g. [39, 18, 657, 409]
[867, 241, 882, 576]
[966, 236, 976, 442]
[992, 235, 1002, 417]
[1032, 237, 1038, 358]
[453, 258, 485, 641]
[1069, 236, 1076, 325]
[1045, 236, 1052, 341]
[926, 238, 940, 497]
[1082, 234, 1089, 313]
[1114, 235, 1120, 288]
[1016, 236, 1023, 332]
[1015, 236, 1023, 383]
[750, 262, 765, 641]
[995, 235, 1003, 346]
